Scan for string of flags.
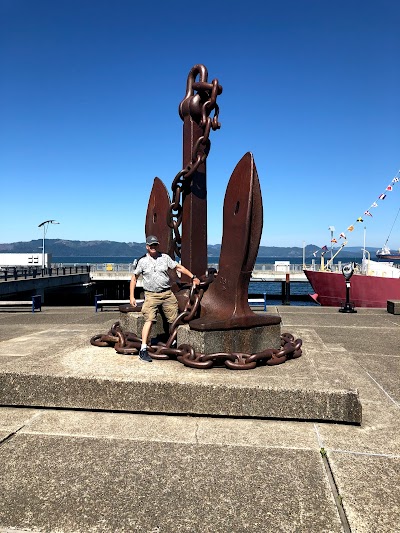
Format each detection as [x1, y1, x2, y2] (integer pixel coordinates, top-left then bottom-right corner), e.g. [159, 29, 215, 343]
[313, 169, 400, 257]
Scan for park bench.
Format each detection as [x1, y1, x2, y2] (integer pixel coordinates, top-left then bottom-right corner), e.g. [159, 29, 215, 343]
[248, 294, 268, 311]
[95, 294, 267, 312]
[95, 295, 144, 312]
[0, 295, 42, 313]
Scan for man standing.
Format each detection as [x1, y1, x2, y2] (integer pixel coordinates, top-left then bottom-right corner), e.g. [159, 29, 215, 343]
[130, 235, 200, 362]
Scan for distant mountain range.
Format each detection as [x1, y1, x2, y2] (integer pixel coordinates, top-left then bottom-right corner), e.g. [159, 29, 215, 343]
[0, 239, 377, 258]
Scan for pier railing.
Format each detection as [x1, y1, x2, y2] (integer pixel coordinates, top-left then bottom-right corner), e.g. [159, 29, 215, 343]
[87, 262, 310, 274]
[1, 261, 347, 283]
[0, 265, 90, 282]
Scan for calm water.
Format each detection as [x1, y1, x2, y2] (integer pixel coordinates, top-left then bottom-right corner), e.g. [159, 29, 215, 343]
[50, 253, 388, 307]
[52, 255, 365, 265]
[53, 255, 330, 306]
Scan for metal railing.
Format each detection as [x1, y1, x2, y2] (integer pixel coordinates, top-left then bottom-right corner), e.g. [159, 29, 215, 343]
[3, 260, 370, 281]
[0, 265, 90, 282]
[87, 262, 311, 274]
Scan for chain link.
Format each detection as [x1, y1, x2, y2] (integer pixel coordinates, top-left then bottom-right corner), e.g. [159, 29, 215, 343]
[167, 72, 221, 259]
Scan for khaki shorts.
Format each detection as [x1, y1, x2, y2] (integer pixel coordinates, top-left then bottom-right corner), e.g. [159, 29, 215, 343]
[142, 290, 178, 323]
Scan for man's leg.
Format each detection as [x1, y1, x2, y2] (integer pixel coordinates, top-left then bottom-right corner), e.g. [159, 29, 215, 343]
[141, 320, 153, 346]
[139, 293, 158, 363]
[161, 291, 179, 337]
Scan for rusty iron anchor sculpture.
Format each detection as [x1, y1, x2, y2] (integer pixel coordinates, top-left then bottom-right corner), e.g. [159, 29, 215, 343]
[91, 64, 302, 369]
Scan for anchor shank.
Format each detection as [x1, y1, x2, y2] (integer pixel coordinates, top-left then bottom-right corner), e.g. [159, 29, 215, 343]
[181, 115, 207, 278]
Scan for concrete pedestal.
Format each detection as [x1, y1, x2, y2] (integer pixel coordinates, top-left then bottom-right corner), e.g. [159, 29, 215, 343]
[120, 312, 282, 354]
[177, 323, 282, 354]
[0, 306, 363, 424]
[118, 311, 168, 338]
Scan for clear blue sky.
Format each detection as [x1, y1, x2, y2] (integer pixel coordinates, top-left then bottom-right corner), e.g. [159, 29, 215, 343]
[1, 0, 399, 250]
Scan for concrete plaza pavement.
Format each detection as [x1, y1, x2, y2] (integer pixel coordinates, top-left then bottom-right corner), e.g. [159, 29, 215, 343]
[0, 305, 399, 532]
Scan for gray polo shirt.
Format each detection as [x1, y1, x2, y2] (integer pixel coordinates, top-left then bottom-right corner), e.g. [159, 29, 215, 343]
[133, 253, 178, 292]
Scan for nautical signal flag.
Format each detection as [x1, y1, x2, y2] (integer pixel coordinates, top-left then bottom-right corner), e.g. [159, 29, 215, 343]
[316, 169, 399, 256]
[312, 246, 328, 257]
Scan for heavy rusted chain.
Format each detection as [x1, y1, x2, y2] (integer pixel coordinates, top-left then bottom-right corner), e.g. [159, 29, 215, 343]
[168, 67, 222, 258]
[90, 273, 302, 369]
[90, 321, 303, 370]
[90, 272, 212, 355]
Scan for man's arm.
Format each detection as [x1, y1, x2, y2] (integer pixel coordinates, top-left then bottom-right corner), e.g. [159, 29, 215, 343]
[175, 264, 200, 286]
[130, 274, 139, 306]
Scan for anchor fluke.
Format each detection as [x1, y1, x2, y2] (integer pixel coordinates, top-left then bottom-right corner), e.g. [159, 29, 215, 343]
[145, 177, 174, 258]
[190, 152, 281, 331]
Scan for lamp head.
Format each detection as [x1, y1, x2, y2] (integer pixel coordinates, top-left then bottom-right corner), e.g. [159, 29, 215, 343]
[38, 219, 60, 228]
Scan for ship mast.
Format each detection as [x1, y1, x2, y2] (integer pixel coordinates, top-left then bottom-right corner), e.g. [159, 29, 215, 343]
[363, 226, 366, 262]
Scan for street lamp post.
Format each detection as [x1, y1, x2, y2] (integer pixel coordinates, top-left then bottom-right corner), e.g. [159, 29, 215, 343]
[38, 220, 60, 269]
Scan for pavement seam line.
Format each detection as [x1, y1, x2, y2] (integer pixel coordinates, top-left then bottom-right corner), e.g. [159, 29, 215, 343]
[283, 324, 400, 330]
[347, 352, 400, 358]
[0, 526, 35, 533]
[314, 424, 352, 533]
[12, 430, 316, 450]
[319, 449, 352, 533]
[313, 423, 324, 448]
[358, 365, 399, 407]
[0, 411, 43, 447]
[327, 449, 400, 459]
[0, 425, 24, 447]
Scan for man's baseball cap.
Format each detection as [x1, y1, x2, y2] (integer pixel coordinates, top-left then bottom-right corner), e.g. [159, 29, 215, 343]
[146, 235, 160, 245]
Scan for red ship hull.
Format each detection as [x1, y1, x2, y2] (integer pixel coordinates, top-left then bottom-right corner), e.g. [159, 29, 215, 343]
[376, 254, 400, 261]
[304, 269, 400, 308]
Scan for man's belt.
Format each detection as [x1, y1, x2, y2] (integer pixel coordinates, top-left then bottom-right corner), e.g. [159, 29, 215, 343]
[145, 288, 171, 294]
